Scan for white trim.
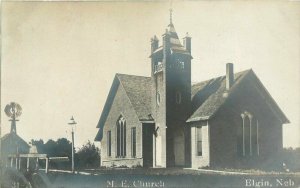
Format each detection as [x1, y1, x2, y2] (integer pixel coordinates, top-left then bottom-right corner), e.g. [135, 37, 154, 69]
[103, 157, 143, 162]
[153, 133, 156, 167]
[249, 116, 252, 156]
[207, 120, 210, 166]
[186, 116, 210, 123]
[257, 120, 259, 156]
[140, 120, 155, 123]
[195, 126, 202, 157]
[241, 115, 245, 156]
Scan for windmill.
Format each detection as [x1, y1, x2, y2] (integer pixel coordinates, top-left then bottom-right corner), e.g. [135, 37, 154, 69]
[4, 102, 22, 134]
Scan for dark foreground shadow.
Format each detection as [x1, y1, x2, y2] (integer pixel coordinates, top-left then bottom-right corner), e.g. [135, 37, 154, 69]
[50, 172, 300, 188]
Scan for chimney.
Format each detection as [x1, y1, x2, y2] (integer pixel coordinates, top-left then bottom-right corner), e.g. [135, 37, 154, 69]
[183, 32, 191, 53]
[226, 63, 234, 90]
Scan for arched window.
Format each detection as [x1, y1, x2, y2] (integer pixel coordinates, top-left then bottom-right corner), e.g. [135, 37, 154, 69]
[239, 112, 259, 157]
[252, 119, 259, 156]
[156, 92, 161, 106]
[116, 116, 126, 157]
[237, 114, 244, 156]
[244, 114, 251, 156]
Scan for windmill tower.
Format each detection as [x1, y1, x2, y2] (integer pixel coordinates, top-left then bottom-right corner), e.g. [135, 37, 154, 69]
[4, 102, 22, 134]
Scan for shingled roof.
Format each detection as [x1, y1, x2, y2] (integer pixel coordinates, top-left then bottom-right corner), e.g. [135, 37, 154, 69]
[187, 70, 250, 122]
[95, 69, 289, 141]
[116, 74, 152, 121]
[95, 73, 152, 141]
[1, 132, 30, 153]
[188, 69, 290, 124]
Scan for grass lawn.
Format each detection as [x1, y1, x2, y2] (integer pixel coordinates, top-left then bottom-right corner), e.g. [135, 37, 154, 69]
[78, 167, 300, 176]
[47, 168, 300, 188]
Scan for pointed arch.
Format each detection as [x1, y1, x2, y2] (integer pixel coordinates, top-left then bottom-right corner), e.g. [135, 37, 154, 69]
[116, 115, 126, 157]
[239, 111, 259, 157]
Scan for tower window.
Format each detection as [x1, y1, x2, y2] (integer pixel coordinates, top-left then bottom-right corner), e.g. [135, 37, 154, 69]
[156, 92, 161, 105]
[179, 61, 185, 69]
[154, 62, 163, 73]
[176, 59, 185, 69]
[176, 91, 182, 104]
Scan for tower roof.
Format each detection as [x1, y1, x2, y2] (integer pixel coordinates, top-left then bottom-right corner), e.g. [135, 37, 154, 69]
[151, 22, 191, 57]
[150, 9, 192, 57]
[168, 23, 182, 47]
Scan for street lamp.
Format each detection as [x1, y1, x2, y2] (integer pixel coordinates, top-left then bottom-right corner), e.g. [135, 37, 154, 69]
[68, 116, 77, 173]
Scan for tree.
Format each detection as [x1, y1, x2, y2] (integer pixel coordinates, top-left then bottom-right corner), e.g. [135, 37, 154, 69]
[30, 139, 44, 153]
[31, 138, 72, 169]
[30, 138, 100, 170]
[75, 140, 100, 169]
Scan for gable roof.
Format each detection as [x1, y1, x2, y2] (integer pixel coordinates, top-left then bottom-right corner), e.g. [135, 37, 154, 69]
[1, 132, 30, 149]
[187, 70, 290, 124]
[95, 73, 152, 141]
[116, 74, 152, 121]
[95, 69, 289, 141]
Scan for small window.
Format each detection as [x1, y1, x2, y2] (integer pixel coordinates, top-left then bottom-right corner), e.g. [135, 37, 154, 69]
[156, 92, 160, 105]
[176, 91, 182, 104]
[107, 131, 111, 157]
[179, 61, 185, 69]
[196, 127, 202, 156]
[154, 62, 163, 73]
[131, 127, 136, 157]
[176, 59, 185, 69]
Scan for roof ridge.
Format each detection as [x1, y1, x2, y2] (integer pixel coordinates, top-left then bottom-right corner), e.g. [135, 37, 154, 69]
[116, 73, 150, 79]
[192, 69, 252, 86]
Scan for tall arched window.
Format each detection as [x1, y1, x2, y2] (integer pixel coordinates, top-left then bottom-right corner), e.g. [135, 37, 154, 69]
[244, 114, 251, 156]
[237, 114, 244, 156]
[116, 116, 126, 157]
[239, 111, 259, 157]
[251, 119, 259, 156]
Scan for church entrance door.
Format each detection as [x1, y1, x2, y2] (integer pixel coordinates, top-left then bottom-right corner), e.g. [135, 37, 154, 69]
[174, 130, 185, 166]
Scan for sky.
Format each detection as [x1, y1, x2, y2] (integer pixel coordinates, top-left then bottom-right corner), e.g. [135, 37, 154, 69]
[1, 1, 299, 149]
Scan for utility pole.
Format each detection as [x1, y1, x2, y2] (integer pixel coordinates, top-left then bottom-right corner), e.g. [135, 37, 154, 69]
[0, 4, 3, 182]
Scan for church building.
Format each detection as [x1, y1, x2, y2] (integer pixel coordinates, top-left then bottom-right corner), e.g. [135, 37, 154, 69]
[94, 16, 289, 169]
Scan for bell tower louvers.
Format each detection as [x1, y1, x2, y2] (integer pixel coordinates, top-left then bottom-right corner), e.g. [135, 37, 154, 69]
[150, 15, 192, 167]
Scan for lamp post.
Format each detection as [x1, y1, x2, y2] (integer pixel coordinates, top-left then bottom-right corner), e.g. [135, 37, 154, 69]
[68, 116, 77, 173]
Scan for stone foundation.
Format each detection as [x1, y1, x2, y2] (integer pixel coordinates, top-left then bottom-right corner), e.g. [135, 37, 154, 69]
[102, 158, 143, 168]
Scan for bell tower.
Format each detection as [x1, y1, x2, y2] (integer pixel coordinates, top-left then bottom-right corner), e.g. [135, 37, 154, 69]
[150, 10, 192, 167]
